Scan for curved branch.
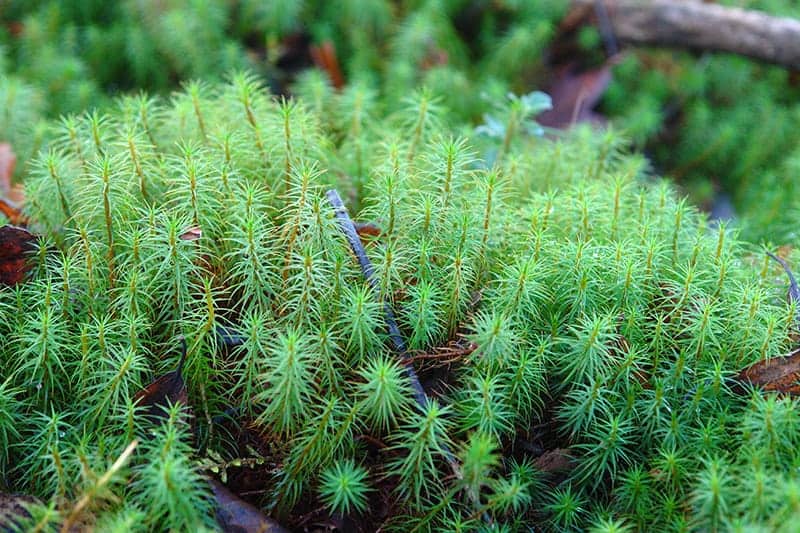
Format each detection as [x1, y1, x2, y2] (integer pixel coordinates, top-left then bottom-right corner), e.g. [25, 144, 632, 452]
[572, 0, 800, 70]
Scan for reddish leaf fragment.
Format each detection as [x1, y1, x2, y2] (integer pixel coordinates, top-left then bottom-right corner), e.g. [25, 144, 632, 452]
[309, 41, 345, 90]
[179, 226, 202, 241]
[354, 221, 382, 240]
[734, 348, 800, 396]
[0, 492, 40, 531]
[133, 338, 189, 422]
[0, 198, 27, 227]
[420, 46, 449, 70]
[209, 478, 288, 533]
[0, 225, 36, 286]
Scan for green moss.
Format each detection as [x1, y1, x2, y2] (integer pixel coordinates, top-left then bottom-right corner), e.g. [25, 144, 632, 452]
[0, 73, 795, 530]
[7, 0, 800, 246]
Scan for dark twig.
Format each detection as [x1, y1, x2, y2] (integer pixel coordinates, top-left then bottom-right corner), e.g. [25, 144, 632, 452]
[326, 189, 427, 407]
[767, 251, 800, 306]
[593, 0, 619, 57]
[355, 433, 388, 449]
[767, 250, 800, 339]
[327, 189, 490, 520]
[215, 325, 247, 348]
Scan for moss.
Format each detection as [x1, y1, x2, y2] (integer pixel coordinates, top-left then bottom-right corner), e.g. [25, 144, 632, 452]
[6, 0, 800, 246]
[0, 73, 795, 530]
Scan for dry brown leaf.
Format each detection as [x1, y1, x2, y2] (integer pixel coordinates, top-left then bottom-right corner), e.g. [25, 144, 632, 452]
[353, 221, 381, 238]
[534, 448, 575, 474]
[0, 198, 27, 227]
[734, 348, 800, 396]
[133, 339, 189, 422]
[209, 478, 288, 533]
[0, 225, 36, 286]
[537, 62, 615, 129]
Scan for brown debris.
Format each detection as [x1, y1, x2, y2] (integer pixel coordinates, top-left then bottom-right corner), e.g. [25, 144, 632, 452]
[537, 62, 615, 129]
[353, 221, 382, 240]
[0, 198, 27, 227]
[407, 338, 478, 366]
[133, 338, 189, 422]
[209, 478, 288, 533]
[733, 348, 800, 396]
[309, 41, 345, 90]
[179, 226, 202, 241]
[0, 225, 36, 286]
[534, 448, 575, 475]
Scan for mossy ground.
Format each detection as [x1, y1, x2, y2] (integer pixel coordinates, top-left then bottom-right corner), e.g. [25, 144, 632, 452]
[1, 2, 800, 532]
[0, 75, 793, 531]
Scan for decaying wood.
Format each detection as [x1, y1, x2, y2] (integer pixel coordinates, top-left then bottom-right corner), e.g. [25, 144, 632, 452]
[571, 0, 800, 70]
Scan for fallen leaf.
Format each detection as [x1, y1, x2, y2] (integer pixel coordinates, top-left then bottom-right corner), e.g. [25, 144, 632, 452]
[133, 337, 189, 422]
[208, 478, 288, 533]
[354, 221, 382, 240]
[537, 62, 615, 129]
[733, 348, 800, 396]
[0, 225, 36, 286]
[179, 226, 202, 241]
[0, 198, 27, 227]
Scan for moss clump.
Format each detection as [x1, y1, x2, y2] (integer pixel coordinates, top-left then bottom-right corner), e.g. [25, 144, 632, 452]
[7, 1, 800, 248]
[0, 74, 797, 531]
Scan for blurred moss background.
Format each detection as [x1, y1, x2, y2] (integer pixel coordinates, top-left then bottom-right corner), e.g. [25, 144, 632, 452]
[2, 0, 799, 243]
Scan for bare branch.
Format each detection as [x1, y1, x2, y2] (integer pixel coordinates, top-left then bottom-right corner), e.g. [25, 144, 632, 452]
[573, 0, 800, 70]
